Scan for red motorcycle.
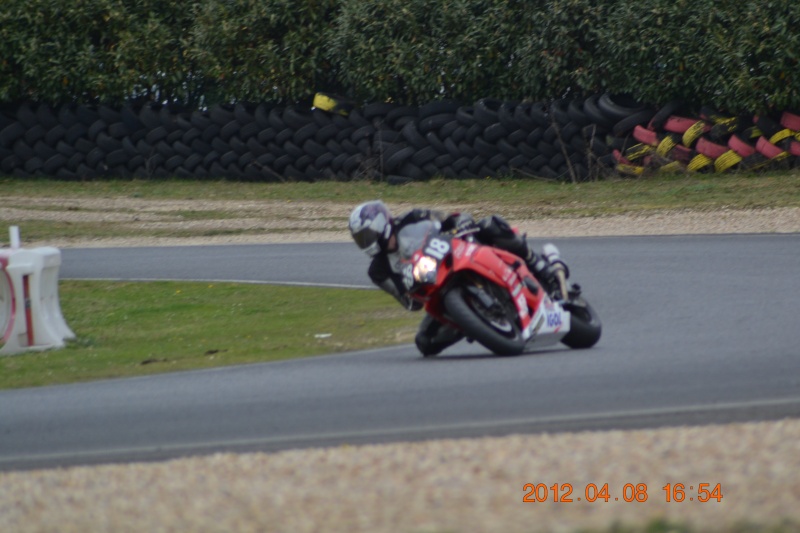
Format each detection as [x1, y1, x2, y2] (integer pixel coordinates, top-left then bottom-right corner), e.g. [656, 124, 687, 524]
[398, 220, 601, 355]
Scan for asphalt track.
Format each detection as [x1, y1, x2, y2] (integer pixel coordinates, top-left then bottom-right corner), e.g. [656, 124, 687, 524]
[1, 234, 799, 471]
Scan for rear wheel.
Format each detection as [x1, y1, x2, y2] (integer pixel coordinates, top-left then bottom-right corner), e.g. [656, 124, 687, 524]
[561, 297, 602, 349]
[444, 282, 526, 356]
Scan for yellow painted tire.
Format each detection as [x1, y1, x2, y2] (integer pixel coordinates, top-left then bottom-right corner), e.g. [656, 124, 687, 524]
[656, 134, 679, 157]
[616, 163, 645, 176]
[657, 161, 685, 173]
[687, 153, 713, 172]
[713, 150, 743, 173]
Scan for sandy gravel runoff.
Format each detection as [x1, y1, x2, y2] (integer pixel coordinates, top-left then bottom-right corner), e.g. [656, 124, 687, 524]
[1, 195, 799, 248]
[1, 204, 799, 532]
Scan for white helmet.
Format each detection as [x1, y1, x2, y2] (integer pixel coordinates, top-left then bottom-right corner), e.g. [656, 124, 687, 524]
[349, 200, 393, 257]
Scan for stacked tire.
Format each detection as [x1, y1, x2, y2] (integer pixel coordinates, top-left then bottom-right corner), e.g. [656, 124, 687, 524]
[1, 96, 798, 182]
[608, 103, 800, 176]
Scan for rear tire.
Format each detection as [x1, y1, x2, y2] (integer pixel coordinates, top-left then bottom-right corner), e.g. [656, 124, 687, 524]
[561, 298, 602, 349]
[444, 283, 526, 356]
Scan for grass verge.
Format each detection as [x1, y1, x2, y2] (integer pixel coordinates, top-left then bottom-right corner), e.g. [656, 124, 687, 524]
[0, 280, 419, 390]
[2, 171, 800, 211]
[579, 517, 800, 533]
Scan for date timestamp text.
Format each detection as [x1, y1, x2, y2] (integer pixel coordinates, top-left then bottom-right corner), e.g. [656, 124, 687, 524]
[522, 483, 723, 503]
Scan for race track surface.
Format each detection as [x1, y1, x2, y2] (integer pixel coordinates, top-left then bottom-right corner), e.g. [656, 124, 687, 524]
[1, 234, 799, 471]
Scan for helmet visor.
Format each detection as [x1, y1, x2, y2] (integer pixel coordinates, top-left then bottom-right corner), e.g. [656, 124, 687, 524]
[352, 227, 382, 256]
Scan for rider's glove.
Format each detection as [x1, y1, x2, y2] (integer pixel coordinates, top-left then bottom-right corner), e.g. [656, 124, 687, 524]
[456, 218, 478, 236]
[443, 213, 478, 236]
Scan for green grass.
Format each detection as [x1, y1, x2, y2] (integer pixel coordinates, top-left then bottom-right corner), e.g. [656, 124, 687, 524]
[2, 170, 800, 209]
[578, 517, 800, 533]
[0, 280, 419, 389]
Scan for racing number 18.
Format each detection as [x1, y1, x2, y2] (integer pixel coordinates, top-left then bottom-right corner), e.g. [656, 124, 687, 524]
[424, 239, 450, 260]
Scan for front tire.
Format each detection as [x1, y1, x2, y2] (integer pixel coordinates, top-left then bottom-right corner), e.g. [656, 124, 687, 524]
[561, 298, 602, 349]
[443, 284, 526, 356]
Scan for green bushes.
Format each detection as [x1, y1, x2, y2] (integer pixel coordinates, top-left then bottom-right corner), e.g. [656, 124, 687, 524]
[189, 0, 340, 105]
[595, 0, 800, 114]
[0, 0, 197, 106]
[328, 0, 532, 104]
[0, 0, 798, 113]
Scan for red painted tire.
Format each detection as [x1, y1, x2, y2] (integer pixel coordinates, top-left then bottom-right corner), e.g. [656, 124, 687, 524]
[780, 111, 800, 131]
[612, 149, 632, 165]
[663, 116, 705, 134]
[695, 137, 729, 159]
[633, 125, 659, 146]
[756, 137, 787, 159]
[728, 134, 756, 157]
[669, 144, 695, 164]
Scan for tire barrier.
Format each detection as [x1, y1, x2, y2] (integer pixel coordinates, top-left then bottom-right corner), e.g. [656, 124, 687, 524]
[1, 97, 798, 183]
[610, 105, 800, 177]
[1, 227, 75, 356]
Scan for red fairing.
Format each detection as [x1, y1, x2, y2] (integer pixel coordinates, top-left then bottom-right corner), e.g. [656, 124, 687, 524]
[421, 237, 542, 332]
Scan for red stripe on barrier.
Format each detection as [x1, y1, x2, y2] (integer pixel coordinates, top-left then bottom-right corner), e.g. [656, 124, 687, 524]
[23, 274, 34, 347]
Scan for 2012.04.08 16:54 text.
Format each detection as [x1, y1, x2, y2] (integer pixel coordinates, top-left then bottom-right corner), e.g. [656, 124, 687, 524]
[523, 483, 723, 503]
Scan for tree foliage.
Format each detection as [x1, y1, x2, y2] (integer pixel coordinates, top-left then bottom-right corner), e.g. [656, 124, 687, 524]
[0, 0, 797, 113]
[187, 0, 339, 105]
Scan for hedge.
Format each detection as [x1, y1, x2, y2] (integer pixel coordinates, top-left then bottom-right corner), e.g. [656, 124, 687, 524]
[0, 0, 798, 114]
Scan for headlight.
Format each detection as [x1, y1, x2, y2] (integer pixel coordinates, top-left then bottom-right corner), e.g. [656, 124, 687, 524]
[412, 255, 438, 284]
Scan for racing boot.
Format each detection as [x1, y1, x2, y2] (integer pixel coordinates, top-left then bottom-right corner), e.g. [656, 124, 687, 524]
[415, 314, 464, 357]
[536, 243, 571, 298]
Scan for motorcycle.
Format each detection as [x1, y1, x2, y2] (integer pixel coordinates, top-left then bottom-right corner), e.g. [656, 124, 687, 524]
[398, 219, 601, 356]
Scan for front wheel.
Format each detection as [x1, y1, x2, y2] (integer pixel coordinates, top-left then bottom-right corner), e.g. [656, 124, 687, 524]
[443, 284, 526, 356]
[561, 297, 602, 349]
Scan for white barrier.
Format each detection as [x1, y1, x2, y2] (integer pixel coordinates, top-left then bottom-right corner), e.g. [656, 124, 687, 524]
[0, 227, 75, 356]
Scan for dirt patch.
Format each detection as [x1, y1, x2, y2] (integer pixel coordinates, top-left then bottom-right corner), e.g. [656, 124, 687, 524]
[2, 195, 798, 248]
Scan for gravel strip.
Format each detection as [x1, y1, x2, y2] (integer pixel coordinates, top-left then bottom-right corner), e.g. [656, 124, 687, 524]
[1, 420, 799, 533]
[10, 206, 799, 249]
[1, 206, 799, 533]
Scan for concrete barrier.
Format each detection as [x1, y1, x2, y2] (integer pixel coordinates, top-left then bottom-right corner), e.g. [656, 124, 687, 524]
[0, 227, 74, 356]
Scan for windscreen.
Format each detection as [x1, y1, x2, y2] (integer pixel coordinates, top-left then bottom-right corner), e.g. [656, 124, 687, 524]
[396, 220, 441, 260]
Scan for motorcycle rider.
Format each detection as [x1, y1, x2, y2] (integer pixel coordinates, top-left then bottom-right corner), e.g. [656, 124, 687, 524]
[348, 200, 567, 356]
